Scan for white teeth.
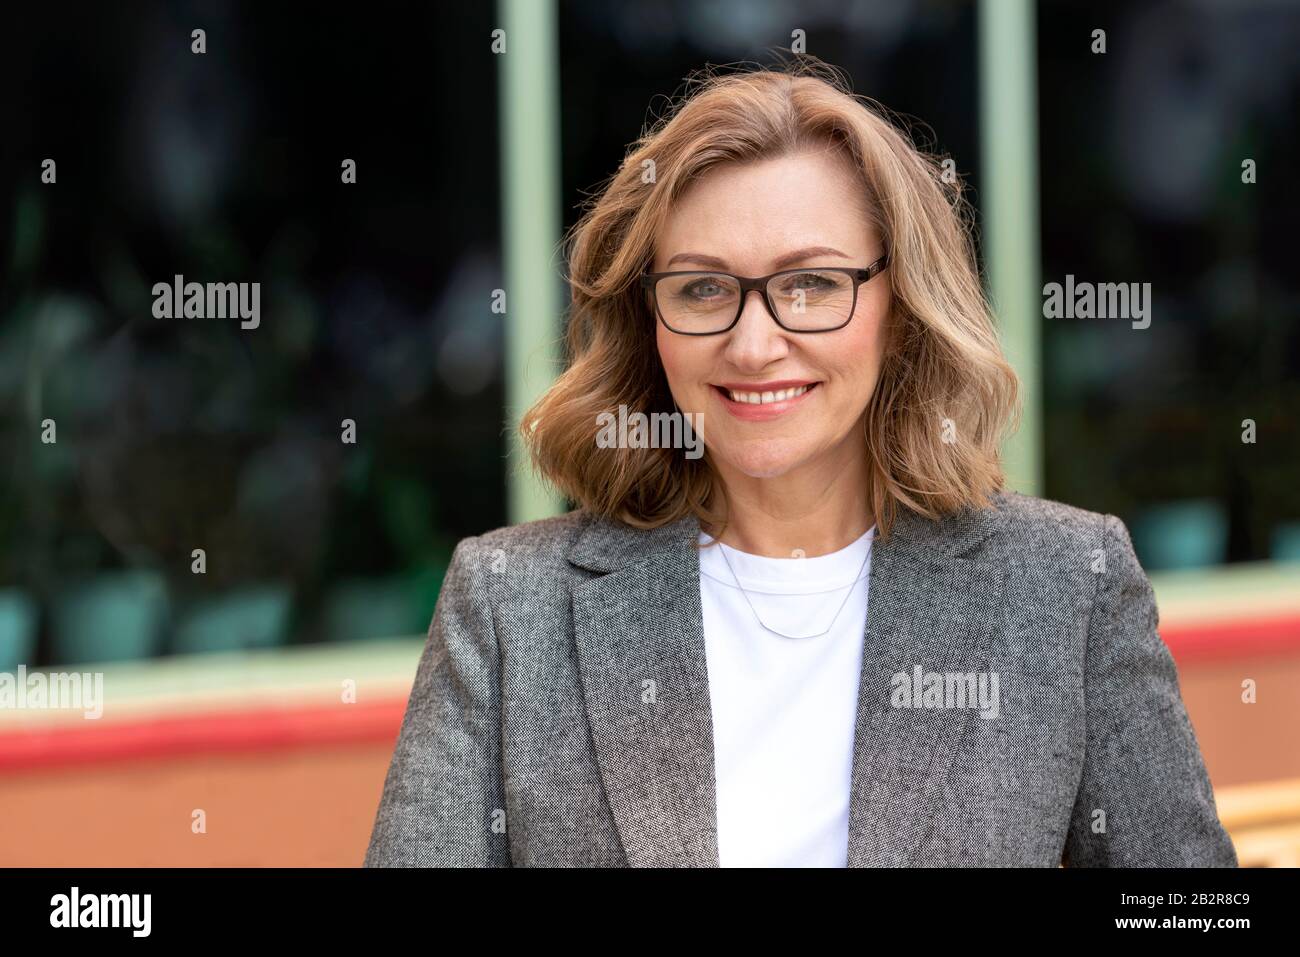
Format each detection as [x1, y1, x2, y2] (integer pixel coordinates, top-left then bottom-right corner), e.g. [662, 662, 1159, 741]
[726, 384, 811, 404]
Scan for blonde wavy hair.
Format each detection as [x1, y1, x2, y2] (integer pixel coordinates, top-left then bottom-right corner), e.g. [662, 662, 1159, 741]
[519, 57, 1020, 543]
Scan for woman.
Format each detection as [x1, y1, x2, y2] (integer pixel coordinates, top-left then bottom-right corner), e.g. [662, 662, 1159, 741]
[364, 61, 1237, 867]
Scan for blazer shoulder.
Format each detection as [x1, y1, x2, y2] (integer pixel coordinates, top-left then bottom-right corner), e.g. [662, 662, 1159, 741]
[987, 489, 1112, 557]
[448, 508, 592, 577]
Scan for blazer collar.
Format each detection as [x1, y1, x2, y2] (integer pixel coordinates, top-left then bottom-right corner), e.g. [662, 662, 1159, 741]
[567, 497, 1009, 866]
[568, 496, 1005, 571]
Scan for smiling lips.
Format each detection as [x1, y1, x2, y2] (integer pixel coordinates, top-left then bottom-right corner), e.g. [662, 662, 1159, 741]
[712, 380, 820, 420]
[725, 384, 811, 404]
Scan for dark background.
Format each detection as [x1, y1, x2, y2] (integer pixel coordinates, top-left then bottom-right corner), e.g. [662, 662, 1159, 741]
[1038, 0, 1300, 570]
[1, 0, 1296, 669]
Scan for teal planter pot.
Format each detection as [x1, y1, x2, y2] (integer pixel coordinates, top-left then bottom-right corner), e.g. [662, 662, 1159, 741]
[1271, 522, 1300, 562]
[172, 585, 293, 655]
[322, 578, 426, 642]
[50, 570, 169, 665]
[1129, 499, 1229, 571]
[0, 590, 39, 671]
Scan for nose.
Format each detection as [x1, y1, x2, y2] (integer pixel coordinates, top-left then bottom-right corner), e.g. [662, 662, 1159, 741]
[722, 288, 789, 369]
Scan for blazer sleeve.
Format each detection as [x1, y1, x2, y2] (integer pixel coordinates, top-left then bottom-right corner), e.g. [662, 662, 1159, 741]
[1062, 514, 1238, 867]
[363, 535, 511, 866]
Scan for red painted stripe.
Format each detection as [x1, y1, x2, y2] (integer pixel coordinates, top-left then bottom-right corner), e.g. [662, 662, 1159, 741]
[2, 613, 1298, 772]
[0, 697, 409, 771]
[1161, 613, 1300, 663]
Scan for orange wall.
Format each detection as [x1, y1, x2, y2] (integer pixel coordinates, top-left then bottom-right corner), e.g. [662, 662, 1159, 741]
[0, 656, 1294, 866]
[0, 743, 391, 867]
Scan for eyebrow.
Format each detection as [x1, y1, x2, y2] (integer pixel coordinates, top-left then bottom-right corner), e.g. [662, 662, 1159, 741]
[664, 246, 851, 272]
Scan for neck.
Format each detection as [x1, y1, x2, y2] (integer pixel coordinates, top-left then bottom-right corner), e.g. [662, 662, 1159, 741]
[703, 449, 874, 558]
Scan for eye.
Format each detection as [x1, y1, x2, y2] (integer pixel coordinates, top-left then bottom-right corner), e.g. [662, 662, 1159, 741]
[781, 271, 837, 292]
[681, 278, 730, 300]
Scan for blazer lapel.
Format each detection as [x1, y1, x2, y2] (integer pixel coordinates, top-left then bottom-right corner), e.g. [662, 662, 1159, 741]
[568, 499, 1008, 868]
[845, 504, 1007, 866]
[569, 512, 718, 866]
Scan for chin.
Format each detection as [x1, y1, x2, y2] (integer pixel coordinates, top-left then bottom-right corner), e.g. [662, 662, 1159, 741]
[717, 440, 813, 479]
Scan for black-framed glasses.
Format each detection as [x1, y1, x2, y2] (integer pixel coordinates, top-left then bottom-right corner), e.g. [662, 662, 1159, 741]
[640, 254, 889, 335]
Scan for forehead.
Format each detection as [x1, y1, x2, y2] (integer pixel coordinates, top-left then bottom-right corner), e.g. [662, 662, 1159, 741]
[654, 148, 875, 271]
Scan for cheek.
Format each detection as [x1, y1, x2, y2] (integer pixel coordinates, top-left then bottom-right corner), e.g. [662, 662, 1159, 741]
[844, 293, 889, 372]
[845, 317, 885, 367]
[654, 323, 679, 383]
[656, 325, 704, 390]
[822, 302, 888, 403]
[655, 327, 694, 411]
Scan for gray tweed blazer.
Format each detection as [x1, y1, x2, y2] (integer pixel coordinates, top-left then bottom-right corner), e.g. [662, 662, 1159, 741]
[364, 489, 1238, 867]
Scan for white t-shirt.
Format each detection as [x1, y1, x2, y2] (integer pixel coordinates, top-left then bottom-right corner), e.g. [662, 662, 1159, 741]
[697, 525, 875, 867]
